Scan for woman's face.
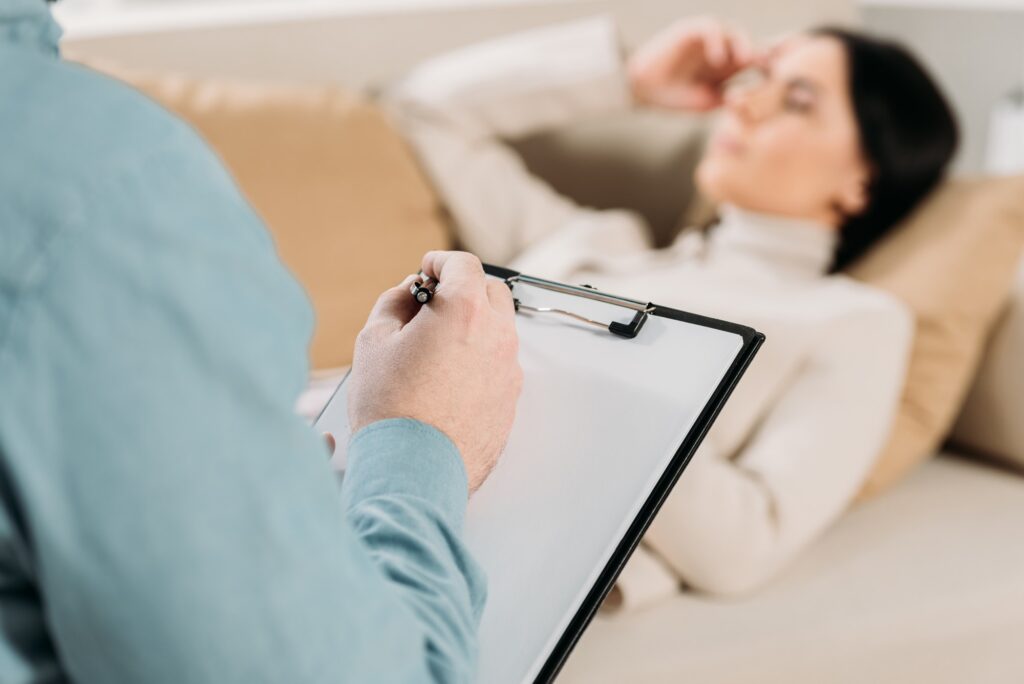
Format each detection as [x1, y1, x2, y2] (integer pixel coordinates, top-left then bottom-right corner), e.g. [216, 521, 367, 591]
[695, 35, 870, 227]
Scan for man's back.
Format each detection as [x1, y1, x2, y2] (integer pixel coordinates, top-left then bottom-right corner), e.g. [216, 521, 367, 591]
[0, 2, 486, 681]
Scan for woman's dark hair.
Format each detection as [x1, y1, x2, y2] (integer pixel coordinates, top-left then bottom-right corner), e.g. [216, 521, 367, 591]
[813, 27, 959, 272]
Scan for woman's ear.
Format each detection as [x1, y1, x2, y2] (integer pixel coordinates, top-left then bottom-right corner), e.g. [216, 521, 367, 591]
[836, 165, 871, 217]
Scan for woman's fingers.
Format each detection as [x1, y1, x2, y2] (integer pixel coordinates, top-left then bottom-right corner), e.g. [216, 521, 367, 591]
[707, 22, 757, 75]
[630, 16, 758, 112]
[698, 20, 729, 69]
[733, 26, 757, 66]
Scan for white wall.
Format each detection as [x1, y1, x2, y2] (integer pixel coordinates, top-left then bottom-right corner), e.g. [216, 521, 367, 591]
[62, 1, 1012, 174]
[864, 3, 1024, 173]
[60, 0, 858, 89]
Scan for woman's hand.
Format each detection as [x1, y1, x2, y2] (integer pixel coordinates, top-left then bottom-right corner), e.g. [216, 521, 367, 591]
[628, 17, 756, 112]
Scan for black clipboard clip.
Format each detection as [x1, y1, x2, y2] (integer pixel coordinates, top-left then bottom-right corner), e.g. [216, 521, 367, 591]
[484, 264, 654, 340]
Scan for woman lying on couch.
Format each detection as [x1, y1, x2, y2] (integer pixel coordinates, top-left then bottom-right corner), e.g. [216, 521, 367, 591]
[385, 15, 958, 600]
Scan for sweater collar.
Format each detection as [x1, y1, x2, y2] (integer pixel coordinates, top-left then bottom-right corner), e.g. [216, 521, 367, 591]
[704, 204, 837, 280]
[0, 0, 61, 56]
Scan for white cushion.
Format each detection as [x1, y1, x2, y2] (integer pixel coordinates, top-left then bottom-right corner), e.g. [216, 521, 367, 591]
[953, 258, 1024, 469]
[559, 454, 1024, 683]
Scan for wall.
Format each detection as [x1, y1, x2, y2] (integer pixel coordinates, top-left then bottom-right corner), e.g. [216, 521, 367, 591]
[61, 0, 857, 89]
[864, 3, 1024, 173]
[64, 0, 1021, 174]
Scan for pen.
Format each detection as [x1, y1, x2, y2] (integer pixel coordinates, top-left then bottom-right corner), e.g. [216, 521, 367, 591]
[410, 272, 437, 304]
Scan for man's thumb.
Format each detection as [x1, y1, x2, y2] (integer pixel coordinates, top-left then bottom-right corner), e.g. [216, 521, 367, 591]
[366, 274, 420, 331]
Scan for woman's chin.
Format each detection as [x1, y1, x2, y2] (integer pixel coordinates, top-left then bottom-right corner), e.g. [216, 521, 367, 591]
[694, 159, 732, 205]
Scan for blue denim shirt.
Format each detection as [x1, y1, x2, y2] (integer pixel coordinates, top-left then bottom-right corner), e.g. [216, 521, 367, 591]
[0, 2, 484, 681]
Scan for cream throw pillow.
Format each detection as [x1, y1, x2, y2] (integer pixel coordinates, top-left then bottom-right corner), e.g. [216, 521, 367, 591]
[79, 60, 453, 371]
[847, 176, 1024, 499]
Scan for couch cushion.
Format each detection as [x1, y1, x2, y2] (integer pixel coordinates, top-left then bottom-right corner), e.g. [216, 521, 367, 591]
[847, 177, 1024, 499]
[560, 454, 1024, 684]
[952, 258, 1024, 470]
[81, 61, 452, 370]
[512, 112, 710, 248]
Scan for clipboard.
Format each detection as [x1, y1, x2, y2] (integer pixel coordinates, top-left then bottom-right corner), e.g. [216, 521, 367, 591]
[316, 263, 764, 683]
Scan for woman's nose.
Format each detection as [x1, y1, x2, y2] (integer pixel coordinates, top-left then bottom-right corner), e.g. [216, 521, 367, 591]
[725, 82, 776, 123]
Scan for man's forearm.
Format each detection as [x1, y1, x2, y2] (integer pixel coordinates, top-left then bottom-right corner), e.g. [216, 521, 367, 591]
[342, 418, 486, 682]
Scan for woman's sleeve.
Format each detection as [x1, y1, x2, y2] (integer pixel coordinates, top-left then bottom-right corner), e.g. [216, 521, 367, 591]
[383, 16, 636, 264]
[642, 297, 914, 596]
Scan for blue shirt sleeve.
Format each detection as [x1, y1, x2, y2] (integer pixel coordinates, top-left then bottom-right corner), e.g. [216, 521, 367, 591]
[344, 419, 488, 678]
[0, 57, 485, 683]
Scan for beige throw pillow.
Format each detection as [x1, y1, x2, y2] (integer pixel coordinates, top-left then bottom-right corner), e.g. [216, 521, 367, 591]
[847, 176, 1024, 499]
[951, 259, 1024, 470]
[81, 60, 452, 371]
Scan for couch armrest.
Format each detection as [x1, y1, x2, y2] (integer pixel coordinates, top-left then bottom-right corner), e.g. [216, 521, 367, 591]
[952, 257, 1024, 469]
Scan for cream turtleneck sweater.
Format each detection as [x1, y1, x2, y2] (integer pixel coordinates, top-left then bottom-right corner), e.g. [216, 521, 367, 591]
[386, 17, 913, 602]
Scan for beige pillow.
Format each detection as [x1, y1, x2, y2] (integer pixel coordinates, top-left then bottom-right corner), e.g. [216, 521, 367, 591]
[847, 177, 1024, 499]
[951, 259, 1024, 470]
[81, 60, 452, 371]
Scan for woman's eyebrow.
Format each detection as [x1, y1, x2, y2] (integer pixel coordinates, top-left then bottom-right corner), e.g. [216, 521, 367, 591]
[785, 77, 821, 95]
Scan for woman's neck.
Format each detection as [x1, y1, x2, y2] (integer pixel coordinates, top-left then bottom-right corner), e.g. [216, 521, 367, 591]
[703, 204, 838, 279]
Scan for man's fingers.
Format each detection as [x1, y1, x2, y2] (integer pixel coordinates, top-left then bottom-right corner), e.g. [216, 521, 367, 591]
[421, 251, 486, 287]
[420, 251, 489, 307]
[366, 274, 420, 331]
[486, 278, 516, 316]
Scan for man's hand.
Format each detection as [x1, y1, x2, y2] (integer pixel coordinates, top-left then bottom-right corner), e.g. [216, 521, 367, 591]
[628, 16, 756, 112]
[347, 251, 523, 493]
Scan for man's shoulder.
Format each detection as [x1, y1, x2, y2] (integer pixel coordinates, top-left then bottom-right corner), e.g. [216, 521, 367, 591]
[0, 47, 206, 186]
[0, 48, 265, 345]
[0, 49, 231, 290]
